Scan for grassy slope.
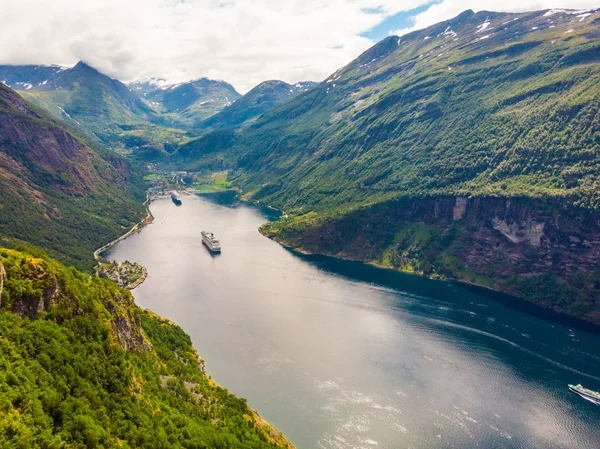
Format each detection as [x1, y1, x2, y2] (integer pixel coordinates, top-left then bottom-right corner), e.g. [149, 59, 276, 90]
[0, 247, 293, 449]
[219, 10, 600, 213]
[0, 83, 146, 270]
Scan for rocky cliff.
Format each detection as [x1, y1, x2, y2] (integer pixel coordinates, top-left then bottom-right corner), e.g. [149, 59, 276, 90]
[0, 247, 150, 350]
[262, 196, 600, 324]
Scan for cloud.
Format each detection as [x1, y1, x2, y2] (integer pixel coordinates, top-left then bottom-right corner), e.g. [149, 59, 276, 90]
[0, 0, 432, 92]
[391, 0, 598, 36]
[0, 0, 596, 92]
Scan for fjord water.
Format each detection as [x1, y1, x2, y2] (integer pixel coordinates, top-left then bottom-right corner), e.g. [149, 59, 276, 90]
[107, 194, 600, 449]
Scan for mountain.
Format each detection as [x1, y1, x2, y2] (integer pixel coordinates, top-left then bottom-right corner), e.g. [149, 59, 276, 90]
[0, 64, 68, 90]
[128, 77, 171, 95]
[0, 247, 293, 448]
[199, 80, 317, 130]
[229, 8, 600, 209]
[0, 62, 187, 159]
[0, 82, 146, 270]
[131, 77, 241, 127]
[182, 8, 600, 322]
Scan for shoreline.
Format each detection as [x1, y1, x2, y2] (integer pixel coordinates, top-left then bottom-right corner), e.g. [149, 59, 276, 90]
[93, 208, 154, 262]
[93, 199, 154, 289]
[176, 186, 599, 332]
[103, 194, 295, 448]
[126, 265, 148, 290]
[259, 228, 600, 334]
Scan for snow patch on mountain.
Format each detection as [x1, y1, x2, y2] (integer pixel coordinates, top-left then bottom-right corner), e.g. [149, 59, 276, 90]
[477, 19, 491, 33]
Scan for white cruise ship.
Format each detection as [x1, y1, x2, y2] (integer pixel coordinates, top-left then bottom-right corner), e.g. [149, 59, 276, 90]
[201, 230, 221, 253]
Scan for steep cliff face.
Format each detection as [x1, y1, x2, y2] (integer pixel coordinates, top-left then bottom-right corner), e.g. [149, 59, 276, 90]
[0, 248, 150, 350]
[262, 196, 600, 324]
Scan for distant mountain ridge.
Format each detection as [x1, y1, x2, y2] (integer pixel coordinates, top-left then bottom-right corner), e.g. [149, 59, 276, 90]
[0, 63, 242, 128]
[130, 77, 242, 127]
[0, 62, 318, 157]
[0, 61, 192, 158]
[199, 79, 317, 130]
[0, 61, 157, 141]
[0, 64, 68, 90]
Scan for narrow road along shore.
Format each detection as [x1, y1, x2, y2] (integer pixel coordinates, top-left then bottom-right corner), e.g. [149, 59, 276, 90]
[93, 199, 154, 290]
[94, 207, 153, 262]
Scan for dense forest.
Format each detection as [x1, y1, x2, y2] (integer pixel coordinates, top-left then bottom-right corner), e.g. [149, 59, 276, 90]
[0, 246, 293, 448]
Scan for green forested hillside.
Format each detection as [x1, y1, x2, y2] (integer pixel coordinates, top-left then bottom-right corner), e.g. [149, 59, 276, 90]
[203, 9, 600, 213]
[0, 247, 293, 448]
[181, 9, 600, 322]
[0, 83, 146, 270]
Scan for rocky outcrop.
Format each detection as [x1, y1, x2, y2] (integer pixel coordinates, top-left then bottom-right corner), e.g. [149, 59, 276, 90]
[197, 354, 206, 374]
[0, 261, 5, 302]
[112, 313, 151, 351]
[1, 249, 152, 350]
[102, 291, 151, 352]
[492, 217, 545, 246]
[453, 197, 468, 221]
[266, 196, 600, 324]
[6, 258, 64, 319]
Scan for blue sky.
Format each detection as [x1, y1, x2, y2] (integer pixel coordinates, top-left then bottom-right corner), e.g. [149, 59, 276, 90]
[361, 3, 439, 41]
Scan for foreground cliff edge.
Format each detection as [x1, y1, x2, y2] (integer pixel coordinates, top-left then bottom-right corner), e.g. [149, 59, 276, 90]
[0, 247, 294, 449]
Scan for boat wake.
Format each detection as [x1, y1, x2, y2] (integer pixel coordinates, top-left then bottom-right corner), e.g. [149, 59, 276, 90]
[426, 318, 600, 382]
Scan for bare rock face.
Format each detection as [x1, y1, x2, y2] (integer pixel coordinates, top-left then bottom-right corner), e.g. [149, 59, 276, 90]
[113, 314, 152, 351]
[492, 217, 545, 246]
[0, 262, 5, 304]
[103, 293, 152, 352]
[453, 197, 468, 221]
[197, 354, 206, 374]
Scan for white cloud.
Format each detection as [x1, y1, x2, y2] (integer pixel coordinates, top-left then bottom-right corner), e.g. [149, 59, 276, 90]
[0, 0, 596, 93]
[391, 0, 599, 37]
[0, 0, 432, 93]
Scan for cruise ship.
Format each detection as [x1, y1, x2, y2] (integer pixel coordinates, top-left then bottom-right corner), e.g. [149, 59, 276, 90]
[171, 191, 182, 205]
[569, 384, 600, 405]
[201, 230, 221, 254]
